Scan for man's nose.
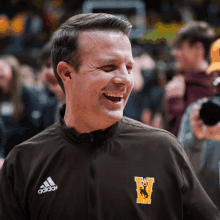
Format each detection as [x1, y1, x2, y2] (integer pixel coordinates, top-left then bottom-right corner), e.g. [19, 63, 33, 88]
[113, 67, 133, 88]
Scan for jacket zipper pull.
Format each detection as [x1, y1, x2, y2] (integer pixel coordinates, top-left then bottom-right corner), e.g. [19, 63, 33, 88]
[90, 134, 94, 143]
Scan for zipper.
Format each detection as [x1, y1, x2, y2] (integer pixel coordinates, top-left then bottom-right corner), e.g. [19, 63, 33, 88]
[89, 134, 96, 220]
[90, 134, 94, 143]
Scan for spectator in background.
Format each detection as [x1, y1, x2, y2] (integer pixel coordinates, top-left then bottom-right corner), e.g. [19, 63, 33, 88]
[123, 45, 155, 121]
[0, 117, 5, 169]
[20, 64, 36, 88]
[0, 55, 44, 158]
[140, 66, 166, 129]
[166, 21, 216, 136]
[177, 38, 220, 212]
[128, 46, 165, 129]
[124, 44, 165, 127]
[123, 45, 165, 128]
[37, 41, 65, 126]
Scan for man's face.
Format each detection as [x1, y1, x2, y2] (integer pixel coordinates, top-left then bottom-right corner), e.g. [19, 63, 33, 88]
[67, 30, 134, 127]
[0, 60, 12, 92]
[172, 41, 197, 72]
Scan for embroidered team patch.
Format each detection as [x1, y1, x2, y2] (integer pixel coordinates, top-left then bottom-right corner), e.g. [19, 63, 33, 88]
[134, 177, 155, 204]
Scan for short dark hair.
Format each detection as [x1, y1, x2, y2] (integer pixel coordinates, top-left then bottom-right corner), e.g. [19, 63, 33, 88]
[170, 21, 216, 59]
[51, 13, 132, 92]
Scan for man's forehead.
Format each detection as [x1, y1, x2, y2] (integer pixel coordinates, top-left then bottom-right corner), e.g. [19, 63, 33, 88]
[78, 30, 130, 47]
[79, 29, 125, 37]
[78, 30, 132, 59]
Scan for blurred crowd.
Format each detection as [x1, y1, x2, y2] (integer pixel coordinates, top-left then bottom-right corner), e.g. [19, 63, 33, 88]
[1, 0, 220, 214]
[0, 41, 65, 161]
[147, 0, 220, 25]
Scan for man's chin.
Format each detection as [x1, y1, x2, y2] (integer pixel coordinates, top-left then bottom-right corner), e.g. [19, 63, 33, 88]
[103, 110, 123, 123]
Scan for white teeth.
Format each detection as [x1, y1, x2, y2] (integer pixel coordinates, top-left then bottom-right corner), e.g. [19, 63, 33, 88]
[104, 92, 124, 97]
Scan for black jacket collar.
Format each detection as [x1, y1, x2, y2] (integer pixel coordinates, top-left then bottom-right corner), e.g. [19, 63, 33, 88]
[58, 104, 124, 146]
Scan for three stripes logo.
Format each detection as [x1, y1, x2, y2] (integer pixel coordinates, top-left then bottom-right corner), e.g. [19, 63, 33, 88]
[38, 177, 58, 194]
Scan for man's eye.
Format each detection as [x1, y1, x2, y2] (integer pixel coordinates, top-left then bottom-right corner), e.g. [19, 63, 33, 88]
[101, 65, 116, 72]
[127, 66, 133, 73]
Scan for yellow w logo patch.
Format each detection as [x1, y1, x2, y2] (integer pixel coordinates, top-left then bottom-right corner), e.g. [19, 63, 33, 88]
[134, 177, 155, 204]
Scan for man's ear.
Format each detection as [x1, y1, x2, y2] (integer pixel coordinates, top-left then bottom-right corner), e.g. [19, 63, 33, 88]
[57, 61, 74, 82]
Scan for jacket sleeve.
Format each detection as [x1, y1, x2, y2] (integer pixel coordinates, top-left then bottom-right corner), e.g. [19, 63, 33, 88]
[177, 103, 204, 175]
[181, 152, 220, 219]
[0, 159, 27, 219]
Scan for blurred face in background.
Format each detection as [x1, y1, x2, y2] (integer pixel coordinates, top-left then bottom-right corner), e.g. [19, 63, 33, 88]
[172, 41, 198, 72]
[0, 60, 13, 93]
[39, 58, 65, 101]
[20, 65, 35, 88]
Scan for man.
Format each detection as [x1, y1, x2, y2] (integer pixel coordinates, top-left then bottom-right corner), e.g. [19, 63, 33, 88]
[0, 13, 219, 219]
[166, 21, 216, 136]
[178, 38, 220, 212]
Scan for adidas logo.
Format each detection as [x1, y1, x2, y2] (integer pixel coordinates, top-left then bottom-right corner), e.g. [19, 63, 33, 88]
[38, 177, 58, 194]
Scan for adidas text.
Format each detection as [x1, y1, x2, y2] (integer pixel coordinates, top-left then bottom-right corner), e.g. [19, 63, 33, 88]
[38, 186, 58, 194]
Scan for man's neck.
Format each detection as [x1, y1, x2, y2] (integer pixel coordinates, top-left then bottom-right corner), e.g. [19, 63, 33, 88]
[63, 113, 116, 134]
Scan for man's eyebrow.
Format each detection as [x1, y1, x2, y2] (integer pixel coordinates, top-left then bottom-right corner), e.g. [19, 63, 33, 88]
[100, 59, 117, 64]
[99, 59, 135, 65]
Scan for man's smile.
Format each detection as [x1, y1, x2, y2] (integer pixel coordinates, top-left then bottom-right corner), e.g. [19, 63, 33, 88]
[103, 91, 124, 102]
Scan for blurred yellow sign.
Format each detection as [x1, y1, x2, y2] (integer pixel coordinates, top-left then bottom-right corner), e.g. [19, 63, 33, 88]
[142, 22, 183, 42]
[0, 13, 26, 38]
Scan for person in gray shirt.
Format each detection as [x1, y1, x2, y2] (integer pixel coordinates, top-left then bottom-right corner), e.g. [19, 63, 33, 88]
[178, 38, 220, 211]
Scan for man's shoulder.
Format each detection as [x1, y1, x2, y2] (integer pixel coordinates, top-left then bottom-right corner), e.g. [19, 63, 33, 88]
[122, 117, 179, 143]
[121, 117, 185, 157]
[123, 116, 169, 132]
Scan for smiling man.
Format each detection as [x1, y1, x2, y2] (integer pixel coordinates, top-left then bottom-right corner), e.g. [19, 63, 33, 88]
[58, 30, 134, 133]
[0, 13, 219, 220]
